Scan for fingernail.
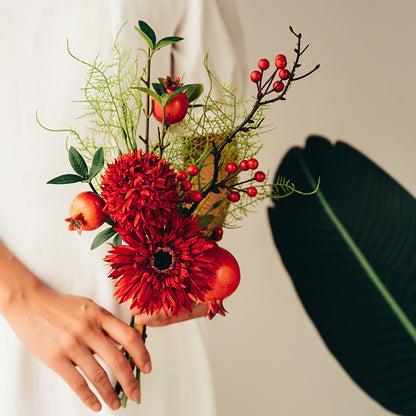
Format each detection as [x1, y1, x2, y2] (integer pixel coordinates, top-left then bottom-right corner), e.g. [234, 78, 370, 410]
[112, 399, 121, 410]
[132, 388, 141, 401]
[143, 361, 152, 373]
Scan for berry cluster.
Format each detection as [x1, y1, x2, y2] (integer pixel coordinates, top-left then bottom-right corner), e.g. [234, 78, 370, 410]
[222, 158, 265, 203]
[176, 164, 204, 203]
[250, 54, 289, 98]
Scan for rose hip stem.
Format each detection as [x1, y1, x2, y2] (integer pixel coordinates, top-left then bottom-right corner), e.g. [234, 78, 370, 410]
[183, 26, 319, 217]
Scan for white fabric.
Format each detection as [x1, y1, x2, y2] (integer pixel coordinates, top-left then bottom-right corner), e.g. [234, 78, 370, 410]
[0, 1, 245, 415]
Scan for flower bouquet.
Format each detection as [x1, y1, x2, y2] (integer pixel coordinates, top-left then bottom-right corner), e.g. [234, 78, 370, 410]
[42, 21, 318, 407]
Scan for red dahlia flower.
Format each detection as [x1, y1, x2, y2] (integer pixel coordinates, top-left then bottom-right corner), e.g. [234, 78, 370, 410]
[100, 150, 179, 230]
[105, 210, 218, 317]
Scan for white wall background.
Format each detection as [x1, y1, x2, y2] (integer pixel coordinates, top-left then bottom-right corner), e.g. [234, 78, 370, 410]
[205, 1, 416, 415]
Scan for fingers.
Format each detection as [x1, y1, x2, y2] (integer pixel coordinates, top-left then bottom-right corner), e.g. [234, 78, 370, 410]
[98, 313, 151, 400]
[69, 344, 121, 411]
[88, 334, 142, 402]
[55, 360, 102, 413]
[133, 302, 208, 327]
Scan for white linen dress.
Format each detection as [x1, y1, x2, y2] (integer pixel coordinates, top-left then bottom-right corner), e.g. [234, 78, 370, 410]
[0, 1, 245, 415]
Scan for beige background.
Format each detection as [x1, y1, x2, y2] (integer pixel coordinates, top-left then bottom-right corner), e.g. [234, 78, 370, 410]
[204, 1, 416, 415]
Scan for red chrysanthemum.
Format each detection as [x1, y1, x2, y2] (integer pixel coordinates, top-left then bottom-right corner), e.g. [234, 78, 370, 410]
[100, 150, 179, 230]
[104, 210, 218, 317]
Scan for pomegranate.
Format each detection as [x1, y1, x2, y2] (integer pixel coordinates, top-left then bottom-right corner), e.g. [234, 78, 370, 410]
[153, 92, 189, 125]
[153, 76, 189, 125]
[202, 244, 241, 319]
[65, 191, 107, 234]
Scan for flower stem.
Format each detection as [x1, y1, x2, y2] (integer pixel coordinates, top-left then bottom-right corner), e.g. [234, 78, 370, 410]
[116, 317, 147, 408]
[144, 48, 153, 152]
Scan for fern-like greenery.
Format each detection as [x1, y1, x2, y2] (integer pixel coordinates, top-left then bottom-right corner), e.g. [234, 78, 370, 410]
[43, 23, 318, 229]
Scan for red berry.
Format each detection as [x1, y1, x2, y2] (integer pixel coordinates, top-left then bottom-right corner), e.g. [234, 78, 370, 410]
[279, 69, 290, 80]
[247, 186, 257, 197]
[227, 192, 240, 203]
[225, 162, 238, 174]
[239, 160, 249, 171]
[258, 58, 270, 71]
[247, 158, 259, 170]
[254, 171, 266, 182]
[275, 54, 287, 69]
[250, 70, 262, 83]
[187, 165, 198, 177]
[273, 81, 284, 93]
[190, 190, 203, 203]
[176, 170, 187, 182]
[181, 180, 192, 192]
[211, 226, 224, 241]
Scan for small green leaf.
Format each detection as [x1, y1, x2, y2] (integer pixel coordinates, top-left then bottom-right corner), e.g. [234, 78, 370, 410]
[90, 227, 117, 250]
[154, 36, 183, 51]
[135, 21, 156, 50]
[138, 21, 156, 44]
[159, 94, 170, 107]
[69, 146, 88, 177]
[185, 84, 204, 103]
[152, 82, 166, 96]
[47, 174, 84, 185]
[197, 215, 216, 228]
[165, 84, 200, 103]
[212, 199, 225, 209]
[112, 233, 122, 246]
[89, 147, 104, 179]
[135, 86, 162, 103]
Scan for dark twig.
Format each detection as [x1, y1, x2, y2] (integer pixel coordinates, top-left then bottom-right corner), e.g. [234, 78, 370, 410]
[183, 26, 319, 217]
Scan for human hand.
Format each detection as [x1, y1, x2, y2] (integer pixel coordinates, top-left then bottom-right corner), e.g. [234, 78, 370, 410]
[131, 301, 208, 327]
[2, 281, 151, 412]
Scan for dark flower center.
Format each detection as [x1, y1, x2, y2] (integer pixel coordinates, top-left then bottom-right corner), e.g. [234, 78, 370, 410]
[151, 246, 176, 273]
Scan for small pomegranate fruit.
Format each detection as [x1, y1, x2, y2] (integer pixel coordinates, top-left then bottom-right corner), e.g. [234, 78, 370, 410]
[65, 191, 106, 235]
[153, 93, 189, 125]
[153, 77, 189, 125]
[202, 244, 241, 319]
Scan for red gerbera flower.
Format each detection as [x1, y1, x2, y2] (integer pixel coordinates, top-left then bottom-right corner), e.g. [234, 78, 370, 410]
[100, 150, 179, 230]
[104, 210, 218, 317]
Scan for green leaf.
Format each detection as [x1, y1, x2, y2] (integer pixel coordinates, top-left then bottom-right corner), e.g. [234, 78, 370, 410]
[152, 82, 166, 96]
[135, 21, 156, 50]
[212, 199, 225, 210]
[154, 36, 183, 51]
[268, 135, 416, 415]
[197, 215, 216, 228]
[47, 174, 84, 185]
[162, 84, 192, 105]
[135, 86, 162, 103]
[89, 147, 104, 179]
[184, 83, 204, 103]
[90, 227, 117, 250]
[159, 94, 170, 107]
[69, 146, 88, 177]
[112, 233, 122, 246]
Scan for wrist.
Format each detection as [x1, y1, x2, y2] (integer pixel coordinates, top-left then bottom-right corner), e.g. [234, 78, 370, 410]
[0, 243, 45, 316]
